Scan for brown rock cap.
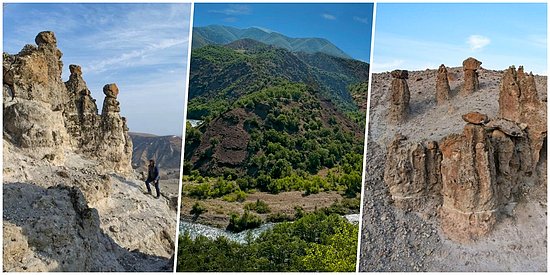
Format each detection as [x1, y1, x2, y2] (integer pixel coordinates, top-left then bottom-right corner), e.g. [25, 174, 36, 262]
[462, 57, 482, 70]
[462, 112, 488, 125]
[391, 69, 409, 79]
[35, 31, 57, 47]
[69, 64, 82, 76]
[103, 83, 119, 98]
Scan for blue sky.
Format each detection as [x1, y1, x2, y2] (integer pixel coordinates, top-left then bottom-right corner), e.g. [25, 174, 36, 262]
[193, 3, 374, 62]
[4, 3, 191, 136]
[373, 3, 547, 75]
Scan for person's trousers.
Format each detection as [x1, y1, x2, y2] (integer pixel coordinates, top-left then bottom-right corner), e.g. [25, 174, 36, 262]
[145, 179, 160, 198]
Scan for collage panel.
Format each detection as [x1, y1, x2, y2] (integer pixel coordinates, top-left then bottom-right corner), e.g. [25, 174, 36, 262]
[360, 3, 547, 272]
[177, 3, 373, 272]
[3, 3, 190, 272]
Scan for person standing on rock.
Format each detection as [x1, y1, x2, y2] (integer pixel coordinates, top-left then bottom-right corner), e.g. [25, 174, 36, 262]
[145, 159, 161, 198]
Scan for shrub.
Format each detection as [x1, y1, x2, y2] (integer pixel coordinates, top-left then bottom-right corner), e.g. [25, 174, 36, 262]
[227, 211, 263, 232]
[190, 202, 207, 216]
[244, 199, 271, 214]
[223, 190, 247, 202]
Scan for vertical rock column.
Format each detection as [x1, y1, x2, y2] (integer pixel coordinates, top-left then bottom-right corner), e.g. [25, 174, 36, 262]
[439, 121, 499, 242]
[64, 64, 100, 152]
[498, 66, 547, 174]
[383, 134, 442, 211]
[461, 57, 482, 96]
[98, 84, 133, 174]
[389, 70, 410, 123]
[435, 64, 451, 105]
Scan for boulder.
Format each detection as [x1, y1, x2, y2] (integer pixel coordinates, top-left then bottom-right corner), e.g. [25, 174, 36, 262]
[461, 112, 488, 125]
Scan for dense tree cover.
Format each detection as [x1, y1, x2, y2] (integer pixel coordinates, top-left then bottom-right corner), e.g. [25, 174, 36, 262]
[177, 212, 358, 272]
[183, 81, 364, 197]
[187, 43, 369, 120]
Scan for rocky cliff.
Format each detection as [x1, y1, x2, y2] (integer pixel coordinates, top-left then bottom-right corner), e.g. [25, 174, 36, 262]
[3, 31, 176, 271]
[3, 31, 132, 174]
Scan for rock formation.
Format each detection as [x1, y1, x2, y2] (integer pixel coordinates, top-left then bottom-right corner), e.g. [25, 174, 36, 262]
[3, 31, 132, 174]
[498, 66, 547, 177]
[435, 64, 451, 104]
[461, 57, 482, 95]
[462, 111, 488, 125]
[389, 70, 410, 123]
[383, 134, 441, 211]
[439, 123, 499, 241]
[380, 64, 546, 242]
[3, 31, 175, 271]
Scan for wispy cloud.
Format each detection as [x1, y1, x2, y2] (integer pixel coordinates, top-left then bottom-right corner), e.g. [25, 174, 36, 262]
[321, 13, 336, 20]
[467, 35, 490, 51]
[209, 4, 251, 16]
[353, 16, 371, 24]
[84, 38, 187, 73]
[4, 3, 191, 135]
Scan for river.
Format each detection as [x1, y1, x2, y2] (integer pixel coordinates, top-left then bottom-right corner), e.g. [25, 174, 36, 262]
[179, 213, 360, 244]
[187, 119, 203, 128]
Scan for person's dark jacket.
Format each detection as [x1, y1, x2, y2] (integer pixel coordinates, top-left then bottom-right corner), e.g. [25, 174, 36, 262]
[147, 165, 160, 182]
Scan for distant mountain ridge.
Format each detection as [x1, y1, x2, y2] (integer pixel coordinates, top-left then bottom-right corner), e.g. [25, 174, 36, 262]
[192, 25, 352, 59]
[129, 132, 182, 172]
[187, 39, 369, 120]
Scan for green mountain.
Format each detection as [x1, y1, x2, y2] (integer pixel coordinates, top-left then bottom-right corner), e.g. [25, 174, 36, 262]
[187, 39, 369, 120]
[183, 38, 367, 195]
[192, 25, 352, 59]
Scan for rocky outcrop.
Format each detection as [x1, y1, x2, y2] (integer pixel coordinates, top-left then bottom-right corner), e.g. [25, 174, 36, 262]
[439, 123, 499, 241]
[3, 31, 132, 174]
[389, 70, 410, 123]
[383, 134, 441, 210]
[498, 66, 547, 177]
[3, 31, 176, 272]
[382, 63, 546, 242]
[97, 84, 133, 173]
[436, 64, 451, 105]
[461, 57, 482, 96]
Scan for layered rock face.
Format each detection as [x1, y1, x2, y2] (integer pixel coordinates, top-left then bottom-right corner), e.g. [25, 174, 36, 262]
[498, 66, 547, 180]
[3, 31, 132, 174]
[439, 123, 499, 241]
[435, 64, 451, 105]
[382, 63, 546, 242]
[389, 70, 410, 123]
[461, 57, 482, 95]
[383, 134, 442, 211]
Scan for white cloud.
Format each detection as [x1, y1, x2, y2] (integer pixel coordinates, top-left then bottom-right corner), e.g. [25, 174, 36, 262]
[353, 16, 370, 24]
[209, 4, 251, 15]
[322, 13, 336, 20]
[467, 35, 490, 51]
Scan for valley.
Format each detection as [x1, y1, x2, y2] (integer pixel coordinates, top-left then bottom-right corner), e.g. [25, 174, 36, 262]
[178, 24, 369, 272]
